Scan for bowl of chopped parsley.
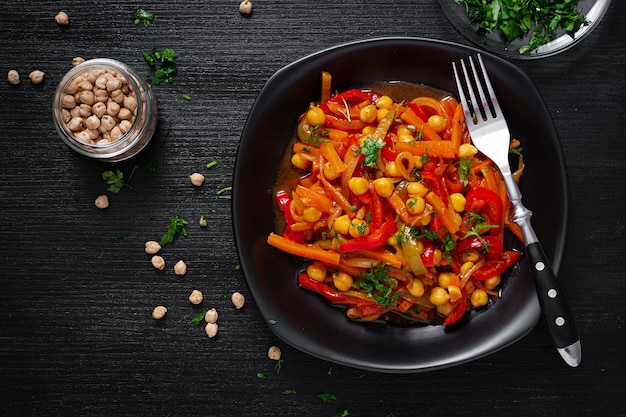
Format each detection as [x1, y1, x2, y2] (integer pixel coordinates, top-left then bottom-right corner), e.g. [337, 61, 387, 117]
[438, 0, 611, 58]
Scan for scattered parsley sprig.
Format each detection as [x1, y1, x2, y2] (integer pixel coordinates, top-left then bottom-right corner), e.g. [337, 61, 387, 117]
[133, 9, 155, 27]
[142, 45, 178, 84]
[102, 166, 138, 193]
[160, 214, 188, 246]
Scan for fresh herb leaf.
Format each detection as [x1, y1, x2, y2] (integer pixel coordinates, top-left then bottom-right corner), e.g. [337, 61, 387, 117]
[182, 94, 191, 101]
[102, 166, 138, 193]
[282, 389, 297, 395]
[142, 46, 178, 84]
[334, 410, 349, 417]
[274, 358, 285, 374]
[133, 9, 155, 27]
[360, 137, 384, 168]
[206, 160, 218, 169]
[458, 157, 472, 186]
[510, 145, 524, 156]
[355, 264, 400, 308]
[257, 373, 267, 380]
[268, 319, 278, 325]
[160, 214, 188, 246]
[217, 186, 232, 200]
[143, 159, 158, 172]
[199, 215, 208, 227]
[317, 393, 337, 403]
[114, 232, 124, 241]
[192, 311, 206, 325]
[456, 0, 588, 54]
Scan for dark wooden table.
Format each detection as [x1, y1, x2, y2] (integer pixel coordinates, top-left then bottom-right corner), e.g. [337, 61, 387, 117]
[1, 1, 624, 416]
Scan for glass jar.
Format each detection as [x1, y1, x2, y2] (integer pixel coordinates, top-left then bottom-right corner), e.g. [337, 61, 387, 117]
[52, 58, 157, 162]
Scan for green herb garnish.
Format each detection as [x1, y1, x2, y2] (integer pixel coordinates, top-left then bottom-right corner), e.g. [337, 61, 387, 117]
[206, 160, 218, 169]
[216, 186, 232, 200]
[182, 94, 191, 101]
[356, 264, 400, 308]
[133, 9, 155, 27]
[102, 166, 138, 193]
[334, 409, 349, 417]
[257, 373, 267, 380]
[191, 311, 206, 325]
[458, 157, 472, 186]
[456, 0, 588, 54]
[282, 389, 297, 395]
[142, 46, 178, 84]
[360, 137, 384, 168]
[160, 214, 188, 246]
[317, 393, 337, 403]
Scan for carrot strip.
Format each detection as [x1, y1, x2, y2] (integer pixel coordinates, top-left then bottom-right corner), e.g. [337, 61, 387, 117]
[327, 128, 349, 142]
[388, 192, 412, 225]
[425, 191, 459, 234]
[321, 71, 332, 104]
[400, 107, 443, 141]
[451, 103, 464, 154]
[320, 176, 354, 216]
[394, 151, 416, 181]
[397, 298, 414, 313]
[267, 232, 341, 266]
[355, 248, 402, 269]
[293, 142, 320, 155]
[395, 140, 455, 159]
[320, 142, 346, 173]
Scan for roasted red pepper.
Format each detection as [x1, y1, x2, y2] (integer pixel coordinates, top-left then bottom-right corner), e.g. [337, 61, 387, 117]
[298, 272, 346, 302]
[456, 235, 503, 261]
[464, 187, 503, 236]
[421, 170, 448, 206]
[327, 89, 378, 105]
[275, 190, 305, 243]
[356, 302, 384, 321]
[472, 250, 522, 281]
[380, 134, 398, 161]
[421, 241, 436, 267]
[338, 214, 397, 253]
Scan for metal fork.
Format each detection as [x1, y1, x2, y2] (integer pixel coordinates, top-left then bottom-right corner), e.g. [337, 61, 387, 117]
[453, 55, 581, 367]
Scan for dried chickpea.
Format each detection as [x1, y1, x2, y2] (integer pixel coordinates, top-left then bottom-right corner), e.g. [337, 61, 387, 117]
[29, 70, 45, 85]
[151, 305, 167, 319]
[205, 322, 219, 338]
[55, 11, 69, 25]
[268, 345, 282, 360]
[174, 260, 187, 276]
[144, 241, 161, 255]
[94, 194, 109, 209]
[188, 289, 203, 305]
[7, 70, 20, 85]
[189, 173, 205, 187]
[72, 57, 85, 66]
[151, 256, 165, 270]
[231, 291, 245, 309]
[205, 308, 218, 324]
[239, 0, 253, 14]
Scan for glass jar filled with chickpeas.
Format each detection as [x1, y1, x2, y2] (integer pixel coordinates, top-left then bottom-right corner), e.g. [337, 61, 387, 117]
[52, 58, 157, 161]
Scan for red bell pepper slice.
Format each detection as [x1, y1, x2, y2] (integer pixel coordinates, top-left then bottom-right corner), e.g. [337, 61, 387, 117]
[421, 241, 435, 267]
[465, 187, 503, 236]
[456, 235, 503, 261]
[421, 170, 448, 206]
[338, 215, 397, 253]
[444, 287, 468, 325]
[356, 302, 384, 321]
[327, 89, 378, 105]
[298, 272, 346, 302]
[380, 134, 397, 161]
[472, 250, 522, 281]
[324, 114, 368, 132]
[275, 190, 305, 243]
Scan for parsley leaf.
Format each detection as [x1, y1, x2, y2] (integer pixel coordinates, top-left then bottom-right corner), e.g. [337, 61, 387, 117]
[160, 214, 188, 246]
[142, 46, 178, 84]
[133, 9, 155, 27]
[102, 166, 138, 193]
[317, 393, 337, 403]
[360, 137, 384, 168]
[191, 311, 206, 325]
[355, 264, 400, 308]
[458, 157, 472, 186]
[257, 373, 267, 380]
[282, 389, 297, 395]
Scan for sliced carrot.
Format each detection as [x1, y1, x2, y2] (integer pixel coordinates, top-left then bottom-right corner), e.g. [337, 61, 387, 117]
[295, 184, 333, 213]
[319, 176, 354, 216]
[400, 107, 443, 142]
[267, 232, 341, 266]
[355, 248, 402, 269]
[387, 192, 412, 225]
[397, 298, 414, 313]
[395, 140, 455, 159]
[425, 191, 459, 234]
[320, 142, 346, 173]
[326, 128, 349, 142]
[451, 103, 464, 154]
[321, 71, 332, 104]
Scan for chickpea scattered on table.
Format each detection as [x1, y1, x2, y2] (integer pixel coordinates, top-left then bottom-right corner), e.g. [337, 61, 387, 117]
[239, 0, 252, 14]
[189, 173, 205, 187]
[144, 241, 161, 255]
[205, 322, 218, 338]
[205, 308, 218, 324]
[7, 70, 20, 85]
[188, 289, 203, 305]
[94, 194, 109, 209]
[174, 260, 187, 276]
[151, 255, 165, 270]
[72, 57, 85, 66]
[231, 291, 245, 309]
[267, 345, 281, 361]
[29, 70, 45, 85]
[152, 305, 167, 319]
[55, 11, 69, 25]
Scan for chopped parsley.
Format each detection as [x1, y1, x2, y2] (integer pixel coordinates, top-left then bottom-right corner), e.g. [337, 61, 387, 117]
[102, 166, 138, 193]
[317, 393, 337, 403]
[456, 0, 589, 54]
[142, 46, 178, 84]
[458, 157, 472, 186]
[282, 389, 297, 395]
[191, 310, 206, 325]
[356, 264, 400, 308]
[160, 214, 188, 246]
[360, 137, 384, 168]
[133, 9, 155, 27]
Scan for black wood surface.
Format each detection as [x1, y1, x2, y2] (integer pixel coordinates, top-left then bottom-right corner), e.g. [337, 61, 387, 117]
[1, 1, 624, 416]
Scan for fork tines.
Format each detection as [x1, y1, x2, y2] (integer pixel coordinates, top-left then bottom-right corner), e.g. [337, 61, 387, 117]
[452, 54, 502, 125]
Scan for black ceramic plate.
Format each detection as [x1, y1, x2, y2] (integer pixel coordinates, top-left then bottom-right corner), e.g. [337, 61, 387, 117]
[437, 0, 611, 59]
[233, 37, 568, 373]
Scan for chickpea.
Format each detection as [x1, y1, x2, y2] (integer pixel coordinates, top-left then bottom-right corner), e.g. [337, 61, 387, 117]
[205, 308, 218, 323]
[29, 70, 45, 85]
[72, 57, 85, 66]
[231, 292, 245, 309]
[332, 272, 353, 292]
[407, 278, 425, 297]
[92, 102, 106, 118]
[375, 95, 393, 109]
[460, 261, 474, 275]
[188, 289, 203, 305]
[348, 177, 369, 196]
[100, 115, 116, 131]
[447, 285, 463, 303]
[427, 115, 446, 132]
[84, 115, 100, 130]
[144, 241, 161, 255]
[429, 286, 450, 306]
[79, 90, 95, 105]
[322, 162, 341, 181]
[55, 11, 69, 25]
[291, 153, 311, 170]
[470, 289, 489, 307]
[359, 104, 377, 123]
[174, 260, 187, 276]
[151, 305, 167, 320]
[123, 95, 137, 111]
[450, 193, 466, 212]
[362, 125, 376, 136]
[438, 272, 460, 289]
[268, 345, 282, 361]
[119, 120, 133, 134]
[205, 322, 219, 338]
[306, 262, 327, 282]
[437, 302, 453, 317]
[7, 70, 20, 85]
[460, 249, 481, 263]
[110, 126, 123, 141]
[106, 77, 122, 92]
[303, 206, 322, 222]
[405, 196, 425, 215]
[484, 275, 501, 290]
[62, 94, 76, 109]
[306, 106, 325, 126]
[376, 108, 389, 122]
[94, 194, 109, 209]
[406, 181, 428, 197]
[67, 117, 83, 132]
[239, 0, 253, 14]
[349, 218, 369, 238]
[373, 177, 394, 198]
[151, 255, 165, 271]
[458, 143, 478, 159]
[117, 108, 132, 120]
[106, 101, 120, 117]
[189, 173, 205, 187]
[332, 215, 351, 236]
